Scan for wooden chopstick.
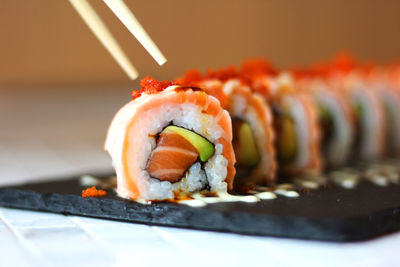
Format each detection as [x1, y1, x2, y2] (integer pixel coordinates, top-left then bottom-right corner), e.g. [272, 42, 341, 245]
[103, 0, 167, 66]
[69, 0, 139, 80]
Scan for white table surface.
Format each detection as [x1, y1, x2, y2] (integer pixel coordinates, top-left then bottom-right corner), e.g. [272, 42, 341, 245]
[1, 88, 399, 267]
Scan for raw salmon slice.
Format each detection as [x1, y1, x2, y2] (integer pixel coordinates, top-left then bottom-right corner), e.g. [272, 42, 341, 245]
[146, 128, 199, 182]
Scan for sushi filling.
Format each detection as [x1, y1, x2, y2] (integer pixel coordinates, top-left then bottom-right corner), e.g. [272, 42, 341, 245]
[228, 91, 274, 184]
[382, 93, 400, 155]
[274, 108, 297, 163]
[319, 105, 334, 148]
[146, 125, 215, 183]
[232, 118, 260, 168]
[352, 92, 381, 160]
[315, 94, 353, 167]
[353, 100, 363, 155]
[318, 104, 337, 166]
[129, 103, 229, 200]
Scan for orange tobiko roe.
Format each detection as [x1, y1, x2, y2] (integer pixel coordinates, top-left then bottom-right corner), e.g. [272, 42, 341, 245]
[239, 60, 277, 100]
[205, 66, 251, 85]
[241, 59, 277, 79]
[176, 69, 230, 108]
[176, 69, 204, 86]
[81, 186, 107, 198]
[131, 76, 178, 100]
[330, 51, 356, 74]
[290, 67, 317, 81]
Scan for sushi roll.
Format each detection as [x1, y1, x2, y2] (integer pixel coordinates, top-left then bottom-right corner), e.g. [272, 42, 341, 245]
[178, 67, 276, 189]
[329, 54, 386, 161]
[385, 65, 400, 156]
[294, 68, 355, 168]
[242, 60, 323, 177]
[105, 77, 236, 201]
[368, 65, 400, 157]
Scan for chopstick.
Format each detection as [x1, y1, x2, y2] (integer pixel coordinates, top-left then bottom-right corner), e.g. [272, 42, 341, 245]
[103, 0, 167, 66]
[69, 0, 138, 80]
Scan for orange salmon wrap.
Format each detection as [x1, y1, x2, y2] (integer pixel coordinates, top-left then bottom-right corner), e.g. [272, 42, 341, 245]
[178, 68, 276, 190]
[105, 77, 235, 201]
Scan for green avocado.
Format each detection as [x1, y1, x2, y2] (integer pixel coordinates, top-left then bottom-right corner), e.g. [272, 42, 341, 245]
[318, 104, 334, 146]
[352, 100, 364, 153]
[166, 126, 215, 162]
[354, 100, 363, 119]
[277, 113, 297, 162]
[319, 104, 331, 122]
[233, 120, 260, 167]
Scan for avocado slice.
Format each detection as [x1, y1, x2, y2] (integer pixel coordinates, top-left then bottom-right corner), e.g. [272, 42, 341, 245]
[318, 104, 331, 122]
[352, 100, 364, 154]
[276, 112, 297, 162]
[383, 101, 396, 154]
[354, 100, 363, 119]
[165, 126, 215, 162]
[318, 104, 334, 146]
[233, 120, 260, 167]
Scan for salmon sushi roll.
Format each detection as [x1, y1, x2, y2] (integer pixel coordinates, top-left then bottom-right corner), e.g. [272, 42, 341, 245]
[311, 81, 355, 168]
[385, 65, 400, 156]
[294, 68, 355, 168]
[329, 54, 386, 161]
[345, 73, 386, 161]
[242, 60, 323, 177]
[178, 67, 276, 190]
[105, 77, 236, 201]
[368, 65, 400, 157]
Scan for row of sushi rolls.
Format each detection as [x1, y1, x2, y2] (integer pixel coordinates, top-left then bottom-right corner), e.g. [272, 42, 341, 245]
[105, 53, 400, 203]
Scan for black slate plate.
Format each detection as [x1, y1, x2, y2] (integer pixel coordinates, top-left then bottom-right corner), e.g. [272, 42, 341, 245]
[1, 175, 400, 242]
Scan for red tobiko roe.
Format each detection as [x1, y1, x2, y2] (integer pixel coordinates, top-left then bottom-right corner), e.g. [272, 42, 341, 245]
[205, 66, 251, 85]
[206, 66, 238, 81]
[131, 76, 178, 100]
[331, 51, 356, 73]
[176, 69, 204, 86]
[180, 67, 251, 85]
[311, 61, 332, 77]
[241, 59, 277, 79]
[290, 67, 316, 81]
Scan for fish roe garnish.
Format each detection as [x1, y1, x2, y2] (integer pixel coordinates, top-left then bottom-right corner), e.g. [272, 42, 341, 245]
[131, 76, 178, 100]
[177, 69, 204, 86]
[241, 59, 277, 79]
[206, 66, 251, 85]
[81, 186, 107, 198]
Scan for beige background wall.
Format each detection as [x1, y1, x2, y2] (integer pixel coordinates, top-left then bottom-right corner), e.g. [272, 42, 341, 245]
[1, 0, 400, 89]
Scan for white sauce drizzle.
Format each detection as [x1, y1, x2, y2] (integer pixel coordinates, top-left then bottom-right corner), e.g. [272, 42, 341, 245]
[329, 161, 400, 189]
[179, 199, 207, 207]
[299, 180, 319, 189]
[179, 188, 300, 207]
[195, 192, 258, 203]
[254, 191, 277, 200]
[179, 191, 279, 207]
[341, 179, 357, 189]
[370, 175, 389, 187]
[80, 160, 400, 208]
[79, 175, 298, 207]
[274, 183, 295, 190]
[274, 189, 300, 198]
[330, 170, 361, 189]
